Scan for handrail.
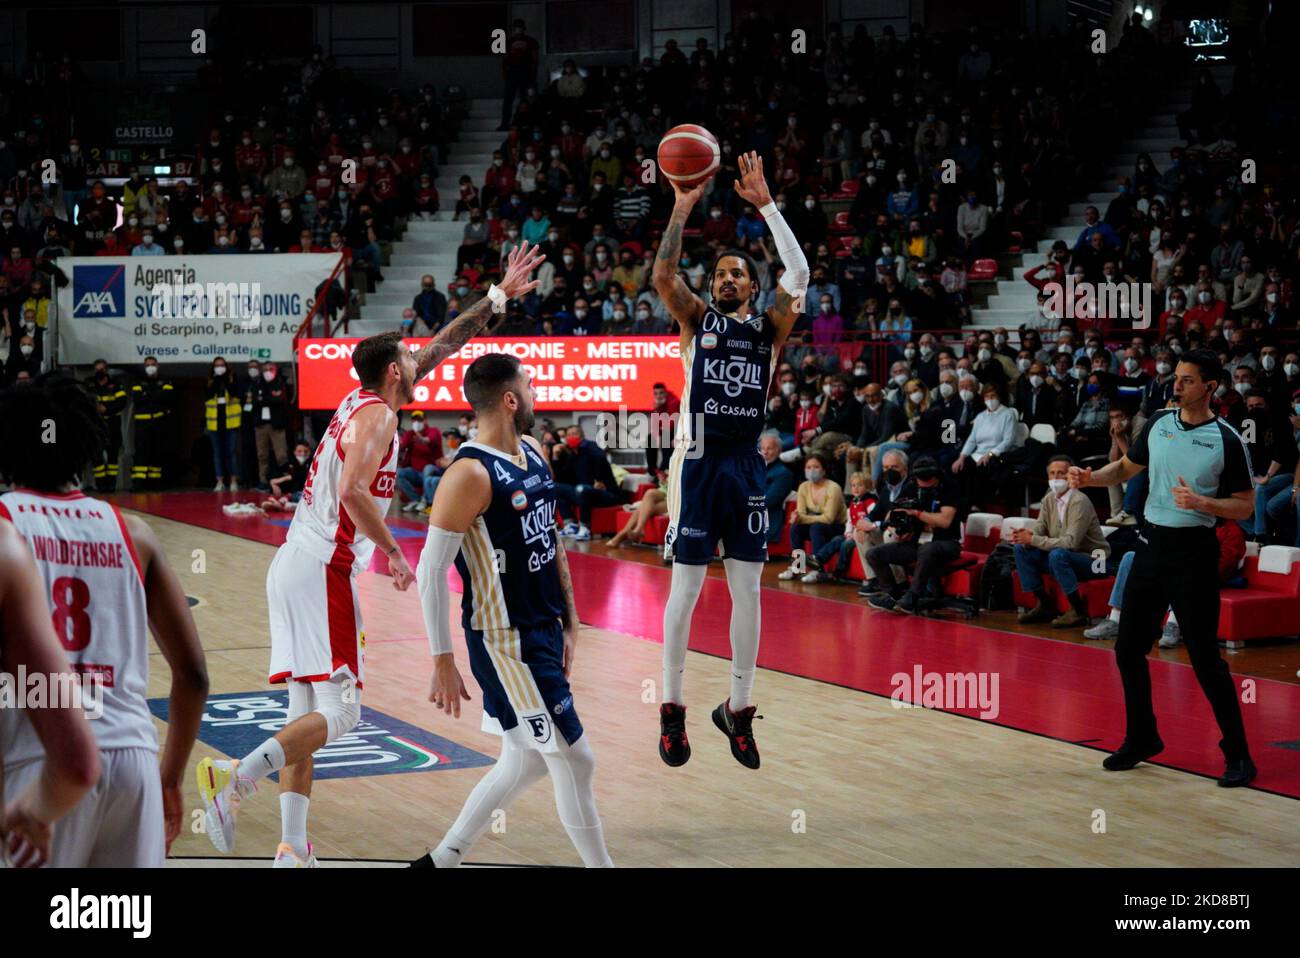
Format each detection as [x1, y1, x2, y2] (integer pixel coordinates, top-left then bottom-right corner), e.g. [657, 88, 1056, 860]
[292, 253, 349, 345]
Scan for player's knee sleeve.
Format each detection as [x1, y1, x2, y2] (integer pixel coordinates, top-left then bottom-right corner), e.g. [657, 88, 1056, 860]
[663, 562, 707, 661]
[286, 679, 316, 721]
[313, 676, 362, 744]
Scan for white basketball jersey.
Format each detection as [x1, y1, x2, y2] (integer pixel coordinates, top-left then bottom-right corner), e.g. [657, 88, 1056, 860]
[0, 489, 157, 768]
[286, 387, 399, 576]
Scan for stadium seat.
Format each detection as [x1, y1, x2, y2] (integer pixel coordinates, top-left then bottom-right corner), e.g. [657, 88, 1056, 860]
[829, 211, 853, 234]
[1028, 423, 1057, 445]
[831, 179, 861, 200]
[1007, 231, 1024, 254]
[969, 258, 999, 281]
[835, 235, 856, 253]
[1217, 545, 1300, 647]
[641, 514, 670, 546]
[1012, 570, 1115, 618]
[962, 512, 1003, 554]
[588, 506, 624, 536]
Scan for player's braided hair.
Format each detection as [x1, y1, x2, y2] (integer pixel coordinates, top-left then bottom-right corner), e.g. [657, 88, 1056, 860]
[0, 372, 107, 491]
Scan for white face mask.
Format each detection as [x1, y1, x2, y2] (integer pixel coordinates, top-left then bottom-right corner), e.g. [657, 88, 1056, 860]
[1261, 354, 1276, 371]
[1029, 374, 1044, 388]
[213, 365, 227, 375]
[985, 398, 1001, 411]
[781, 381, 796, 396]
[1125, 358, 1139, 371]
[995, 334, 1007, 346]
[908, 390, 925, 405]
[1234, 382, 1251, 396]
[978, 349, 992, 362]
[853, 366, 868, 377]
[939, 382, 955, 399]
[412, 421, 425, 433]
[144, 365, 158, 377]
[804, 199, 815, 210]
[958, 388, 975, 403]
[1156, 362, 1171, 376]
[296, 454, 309, 464]
[1286, 363, 1300, 378]
[904, 348, 917, 360]
[920, 346, 934, 359]
[1017, 358, 1031, 372]
[1049, 478, 1069, 495]
[19, 345, 33, 357]
[799, 399, 812, 409]
[893, 374, 907, 386]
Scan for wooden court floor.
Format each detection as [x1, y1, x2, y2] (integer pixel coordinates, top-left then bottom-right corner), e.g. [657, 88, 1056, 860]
[140, 510, 1300, 868]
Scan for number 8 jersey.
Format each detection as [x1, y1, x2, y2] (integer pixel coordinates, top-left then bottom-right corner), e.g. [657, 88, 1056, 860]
[0, 488, 156, 765]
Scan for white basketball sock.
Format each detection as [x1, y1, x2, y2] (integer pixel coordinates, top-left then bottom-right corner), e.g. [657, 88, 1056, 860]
[662, 562, 707, 704]
[433, 738, 547, 867]
[238, 737, 286, 794]
[724, 558, 763, 710]
[279, 791, 309, 857]
[541, 736, 613, 867]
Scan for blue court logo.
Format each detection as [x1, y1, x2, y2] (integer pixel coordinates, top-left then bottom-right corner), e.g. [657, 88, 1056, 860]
[72, 264, 127, 318]
[150, 690, 493, 780]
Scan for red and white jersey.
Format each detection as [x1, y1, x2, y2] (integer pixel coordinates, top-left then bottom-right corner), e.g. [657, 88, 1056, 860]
[286, 387, 399, 576]
[0, 489, 157, 768]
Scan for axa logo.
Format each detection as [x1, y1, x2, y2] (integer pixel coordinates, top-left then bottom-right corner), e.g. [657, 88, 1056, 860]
[73, 265, 127, 319]
[702, 358, 763, 397]
[524, 712, 552, 743]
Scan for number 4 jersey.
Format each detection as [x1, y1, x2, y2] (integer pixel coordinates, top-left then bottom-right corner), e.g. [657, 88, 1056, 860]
[0, 488, 157, 766]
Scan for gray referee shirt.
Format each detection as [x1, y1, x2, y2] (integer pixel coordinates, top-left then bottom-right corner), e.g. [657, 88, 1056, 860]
[1127, 408, 1253, 528]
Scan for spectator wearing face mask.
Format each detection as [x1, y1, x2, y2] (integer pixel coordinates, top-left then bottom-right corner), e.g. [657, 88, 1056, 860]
[551, 426, 625, 540]
[1236, 389, 1297, 543]
[779, 454, 847, 582]
[397, 411, 446, 513]
[264, 150, 307, 200]
[844, 382, 906, 478]
[955, 191, 989, 262]
[260, 440, 315, 511]
[1103, 404, 1147, 527]
[1016, 362, 1060, 429]
[765, 394, 796, 449]
[412, 274, 447, 333]
[951, 381, 1018, 501]
[456, 207, 490, 272]
[4, 333, 41, 386]
[205, 357, 242, 491]
[1060, 372, 1111, 461]
[1010, 454, 1112, 629]
[78, 360, 127, 491]
[1230, 257, 1264, 313]
[128, 356, 175, 490]
[248, 362, 291, 488]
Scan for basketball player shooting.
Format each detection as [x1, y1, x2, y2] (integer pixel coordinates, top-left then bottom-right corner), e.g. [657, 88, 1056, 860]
[196, 242, 545, 866]
[410, 353, 612, 868]
[653, 151, 807, 769]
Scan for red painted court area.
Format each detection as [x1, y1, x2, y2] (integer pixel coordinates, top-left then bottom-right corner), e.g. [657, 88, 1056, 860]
[122, 492, 1300, 800]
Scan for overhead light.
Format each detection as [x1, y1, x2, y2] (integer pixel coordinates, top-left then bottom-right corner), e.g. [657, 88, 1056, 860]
[1144, 8, 1153, 20]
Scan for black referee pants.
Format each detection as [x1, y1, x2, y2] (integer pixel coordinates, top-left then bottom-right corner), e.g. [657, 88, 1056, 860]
[1114, 524, 1251, 763]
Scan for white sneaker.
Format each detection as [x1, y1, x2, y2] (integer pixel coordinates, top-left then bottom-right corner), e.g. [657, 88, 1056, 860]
[778, 568, 798, 580]
[1158, 619, 1181, 648]
[230, 479, 240, 492]
[214, 481, 226, 492]
[272, 841, 318, 868]
[1105, 511, 1136, 527]
[195, 757, 256, 853]
[1083, 618, 1119, 640]
[573, 525, 591, 541]
[801, 570, 827, 583]
[559, 522, 579, 537]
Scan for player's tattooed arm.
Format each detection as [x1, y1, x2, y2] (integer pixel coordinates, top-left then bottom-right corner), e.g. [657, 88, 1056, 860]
[768, 284, 803, 353]
[413, 240, 546, 378]
[554, 540, 581, 676]
[413, 297, 493, 378]
[652, 180, 710, 332]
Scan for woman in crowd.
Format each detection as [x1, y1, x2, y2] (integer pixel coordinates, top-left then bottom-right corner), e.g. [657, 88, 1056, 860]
[204, 355, 242, 492]
[952, 380, 1019, 508]
[779, 453, 847, 583]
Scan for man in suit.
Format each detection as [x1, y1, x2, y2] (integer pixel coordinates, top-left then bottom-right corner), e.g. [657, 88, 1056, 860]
[1016, 360, 1060, 429]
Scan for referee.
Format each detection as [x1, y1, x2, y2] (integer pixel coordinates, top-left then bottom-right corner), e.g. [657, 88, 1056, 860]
[1070, 349, 1256, 787]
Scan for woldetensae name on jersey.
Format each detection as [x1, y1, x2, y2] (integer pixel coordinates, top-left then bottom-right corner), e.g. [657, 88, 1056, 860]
[49, 888, 151, 938]
[27, 534, 128, 570]
[702, 358, 765, 397]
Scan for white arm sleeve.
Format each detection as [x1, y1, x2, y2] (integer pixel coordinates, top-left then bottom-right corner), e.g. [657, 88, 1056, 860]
[416, 525, 465, 656]
[760, 201, 808, 296]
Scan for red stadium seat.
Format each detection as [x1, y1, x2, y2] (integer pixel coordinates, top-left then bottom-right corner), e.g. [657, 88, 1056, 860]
[682, 227, 703, 238]
[588, 506, 624, 536]
[831, 179, 861, 200]
[1217, 546, 1300, 646]
[829, 211, 853, 234]
[834, 235, 856, 253]
[969, 258, 999, 281]
[641, 514, 670, 546]
[1006, 231, 1024, 254]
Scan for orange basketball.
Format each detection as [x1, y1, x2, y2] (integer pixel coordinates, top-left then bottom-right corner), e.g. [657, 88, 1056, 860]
[657, 124, 720, 189]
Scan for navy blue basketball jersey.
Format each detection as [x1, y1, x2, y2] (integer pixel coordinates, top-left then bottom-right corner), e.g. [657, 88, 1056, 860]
[453, 440, 566, 632]
[682, 306, 775, 452]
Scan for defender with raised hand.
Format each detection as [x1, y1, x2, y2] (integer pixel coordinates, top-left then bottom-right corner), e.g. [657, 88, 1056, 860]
[196, 242, 546, 865]
[652, 151, 807, 770]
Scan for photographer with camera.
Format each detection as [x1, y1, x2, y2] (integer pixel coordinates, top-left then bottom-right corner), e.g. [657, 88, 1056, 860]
[864, 455, 964, 614]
